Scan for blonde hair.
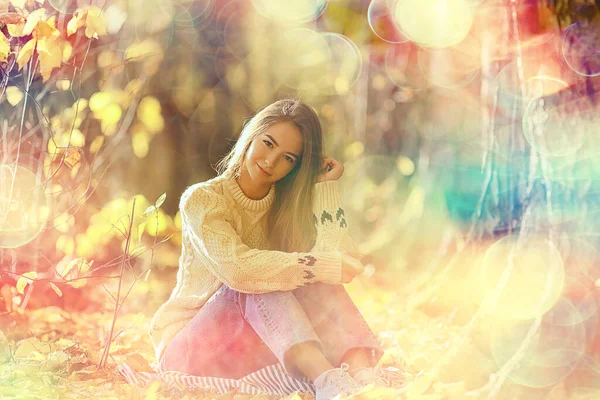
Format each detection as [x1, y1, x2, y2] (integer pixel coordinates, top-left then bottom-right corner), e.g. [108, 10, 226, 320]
[215, 98, 324, 252]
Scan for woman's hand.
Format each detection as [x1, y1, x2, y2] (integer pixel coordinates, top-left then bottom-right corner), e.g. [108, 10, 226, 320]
[341, 252, 364, 283]
[316, 157, 344, 183]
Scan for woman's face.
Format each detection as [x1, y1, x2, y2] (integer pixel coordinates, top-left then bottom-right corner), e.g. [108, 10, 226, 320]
[243, 121, 304, 183]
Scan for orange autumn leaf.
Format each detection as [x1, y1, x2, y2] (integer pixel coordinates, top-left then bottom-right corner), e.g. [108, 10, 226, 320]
[64, 147, 82, 168]
[0, 12, 24, 25]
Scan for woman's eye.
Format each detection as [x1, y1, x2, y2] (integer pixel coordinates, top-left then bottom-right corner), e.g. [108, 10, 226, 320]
[263, 140, 273, 147]
[285, 156, 294, 163]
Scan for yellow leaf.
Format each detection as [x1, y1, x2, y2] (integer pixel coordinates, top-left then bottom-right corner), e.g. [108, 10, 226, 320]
[89, 91, 112, 112]
[132, 131, 150, 158]
[34, 19, 58, 39]
[58, 257, 78, 277]
[89, 135, 104, 153]
[16, 277, 28, 295]
[68, 129, 86, 146]
[49, 282, 62, 297]
[97, 103, 122, 125]
[16, 271, 37, 295]
[23, 271, 38, 279]
[137, 96, 164, 133]
[37, 36, 63, 82]
[7, 22, 25, 37]
[72, 98, 88, 111]
[84, 12, 107, 39]
[66, 11, 86, 37]
[22, 8, 47, 37]
[6, 86, 24, 106]
[146, 210, 169, 236]
[67, 7, 107, 39]
[16, 38, 36, 70]
[0, 34, 9, 63]
[62, 41, 73, 62]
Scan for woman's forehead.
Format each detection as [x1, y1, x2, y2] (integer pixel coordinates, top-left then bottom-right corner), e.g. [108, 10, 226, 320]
[264, 122, 303, 154]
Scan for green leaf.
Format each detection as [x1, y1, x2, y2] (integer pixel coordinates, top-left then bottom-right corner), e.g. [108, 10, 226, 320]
[142, 205, 156, 216]
[155, 192, 166, 208]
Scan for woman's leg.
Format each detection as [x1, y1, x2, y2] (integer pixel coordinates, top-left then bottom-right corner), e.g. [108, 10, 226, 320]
[238, 289, 336, 380]
[160, 285, 280, 379]
[291, 282, 384, 371]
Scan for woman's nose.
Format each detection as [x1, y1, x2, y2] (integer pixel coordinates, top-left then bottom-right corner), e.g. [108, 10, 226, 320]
[265, 155, 277, 167]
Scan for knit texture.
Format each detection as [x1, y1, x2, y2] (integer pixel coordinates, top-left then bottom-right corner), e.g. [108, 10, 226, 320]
[149, 175, 359, 363]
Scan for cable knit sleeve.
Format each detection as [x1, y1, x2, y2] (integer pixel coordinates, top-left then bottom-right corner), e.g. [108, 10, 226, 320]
[311, 180, 360, 253]
[180, 184, 342, 293]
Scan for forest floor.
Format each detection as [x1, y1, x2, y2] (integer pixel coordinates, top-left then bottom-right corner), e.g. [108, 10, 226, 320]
[1, 245, 599, 400]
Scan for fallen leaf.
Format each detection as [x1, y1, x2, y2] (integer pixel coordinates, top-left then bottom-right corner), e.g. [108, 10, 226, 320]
[14, 337, 52, 358]
[124, 353, 152, 372]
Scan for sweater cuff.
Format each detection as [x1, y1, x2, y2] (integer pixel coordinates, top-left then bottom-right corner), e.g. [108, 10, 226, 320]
[314, 250, 343, 284]
[314, 180, 342, 212]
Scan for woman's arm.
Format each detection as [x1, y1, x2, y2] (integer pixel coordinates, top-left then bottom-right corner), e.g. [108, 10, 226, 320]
[181, 184, 343, 294]
[311, 180, 360, 254]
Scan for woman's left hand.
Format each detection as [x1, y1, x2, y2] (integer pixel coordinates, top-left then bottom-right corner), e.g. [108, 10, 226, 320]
[316, 157, 344, 182]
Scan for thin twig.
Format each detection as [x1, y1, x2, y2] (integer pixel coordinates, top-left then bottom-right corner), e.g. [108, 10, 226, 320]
[97, 199, 136, 369]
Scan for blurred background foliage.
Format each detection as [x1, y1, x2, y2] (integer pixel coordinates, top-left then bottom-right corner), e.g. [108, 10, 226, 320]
[2, 0, 600, 398]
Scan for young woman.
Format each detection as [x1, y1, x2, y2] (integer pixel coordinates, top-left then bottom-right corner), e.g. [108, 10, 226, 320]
[149, 99, 403, 399]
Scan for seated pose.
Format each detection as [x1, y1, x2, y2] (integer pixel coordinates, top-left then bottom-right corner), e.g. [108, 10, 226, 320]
[149, 99, 402, 399]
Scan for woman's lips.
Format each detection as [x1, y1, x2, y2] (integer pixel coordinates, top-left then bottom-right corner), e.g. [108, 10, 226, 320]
[257, 163, 271, 176]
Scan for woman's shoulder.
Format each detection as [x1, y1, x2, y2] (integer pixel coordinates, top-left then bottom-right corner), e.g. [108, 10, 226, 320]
[179, 175, 229, 209]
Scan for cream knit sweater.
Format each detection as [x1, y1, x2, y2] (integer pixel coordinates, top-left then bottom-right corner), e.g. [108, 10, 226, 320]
[149, 174, 359, 363]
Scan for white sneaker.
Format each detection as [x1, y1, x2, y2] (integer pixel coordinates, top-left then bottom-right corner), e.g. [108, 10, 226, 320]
[350, 365, 407, 389]
[314, 362, 362, 400]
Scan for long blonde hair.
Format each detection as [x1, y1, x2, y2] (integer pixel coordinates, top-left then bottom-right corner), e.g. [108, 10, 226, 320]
[214, 99, 324, 252]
